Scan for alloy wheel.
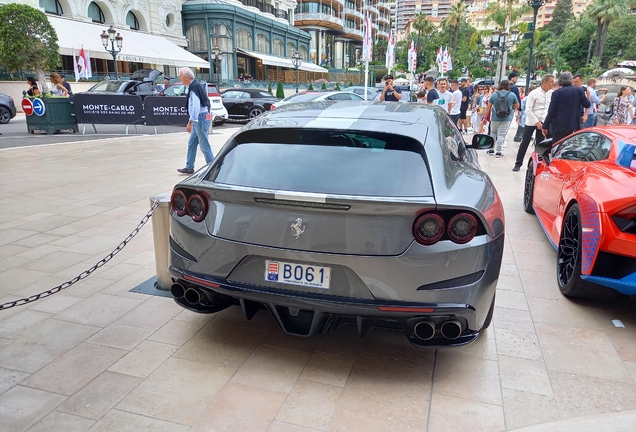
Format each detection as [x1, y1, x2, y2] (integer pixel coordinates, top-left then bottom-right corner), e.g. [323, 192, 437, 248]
[0, 107, 10, 124]
[557, 209, 579, 287]
[249, 108, 263, 118]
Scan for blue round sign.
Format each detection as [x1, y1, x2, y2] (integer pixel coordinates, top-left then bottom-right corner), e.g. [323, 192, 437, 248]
[32, 98, 46, 116]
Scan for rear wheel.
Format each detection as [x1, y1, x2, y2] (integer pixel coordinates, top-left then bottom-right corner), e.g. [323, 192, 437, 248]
[557, 204, 619, 301]
[523, 160, 535, 214]
[248, 107, 263, 119]
[0, 106, 10, 124]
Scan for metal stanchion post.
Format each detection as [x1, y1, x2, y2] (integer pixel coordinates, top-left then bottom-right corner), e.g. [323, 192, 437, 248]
[150, 193, 172, 291]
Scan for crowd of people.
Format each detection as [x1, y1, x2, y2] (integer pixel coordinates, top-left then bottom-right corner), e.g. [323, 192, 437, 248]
[24, 73, 72, 97]
[387, 69, 635, 171]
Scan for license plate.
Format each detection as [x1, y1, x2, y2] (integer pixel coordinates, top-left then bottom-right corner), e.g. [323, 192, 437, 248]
[265, 260, 331, 289]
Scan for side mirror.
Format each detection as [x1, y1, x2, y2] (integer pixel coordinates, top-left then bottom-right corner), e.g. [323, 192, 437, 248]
[468, 133, 494, 150]
[535, 138, 553, 165]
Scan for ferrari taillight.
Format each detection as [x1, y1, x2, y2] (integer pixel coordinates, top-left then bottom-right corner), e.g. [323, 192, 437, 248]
[171, 189, 208, 223]
[413, 211, 483, 245]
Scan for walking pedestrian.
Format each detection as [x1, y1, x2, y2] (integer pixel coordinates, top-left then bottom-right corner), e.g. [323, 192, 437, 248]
[482, 79, 519, 158]
[26, 77, 41, 96]
[508, 72, 523, 142]
[609, 86, 635, 125]
[542, 72, 591, 143]
[177, 67, 214, 174]
[49, 73, 68, 97]
[423, 76, 439, 105]
[449, 80, 462, 125]
[60, 74, 72, 95]
[582, 78, 606, 128]
[435, 78, 454, 114]
[512, 75, 554, 172]
[458, 78, 470, 133]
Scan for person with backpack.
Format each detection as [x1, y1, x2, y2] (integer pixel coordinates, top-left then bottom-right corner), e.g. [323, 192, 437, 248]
[481, 80, 519, 158]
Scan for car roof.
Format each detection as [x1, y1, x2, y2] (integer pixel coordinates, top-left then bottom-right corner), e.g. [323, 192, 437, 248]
[226, 88, 273, 94]
[243, 101, 443, 140]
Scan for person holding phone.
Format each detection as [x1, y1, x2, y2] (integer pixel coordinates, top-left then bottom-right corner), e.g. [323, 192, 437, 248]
[380, 75, 402, 102]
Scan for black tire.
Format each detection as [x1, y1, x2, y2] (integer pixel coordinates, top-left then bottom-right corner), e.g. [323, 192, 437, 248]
[482, 294, 495, 330]
[557, 204, 619, 301]
[0, 106, 10, 124]
[523, 160, 535, 214]
[213, 120, 225, 126]
[248, 107, 264, 119]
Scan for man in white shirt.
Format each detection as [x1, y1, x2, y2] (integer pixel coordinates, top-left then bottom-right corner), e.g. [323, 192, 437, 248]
[435, 78, 454, 114]
[449, 80, 463, 125]
[512, 74, 555, 172]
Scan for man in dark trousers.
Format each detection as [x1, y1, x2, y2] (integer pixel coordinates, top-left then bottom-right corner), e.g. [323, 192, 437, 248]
[542, 72, 591, 143]
[508, 72, 523, 141]
[60, 74, 72, 95]
[177, 67, 214, 174]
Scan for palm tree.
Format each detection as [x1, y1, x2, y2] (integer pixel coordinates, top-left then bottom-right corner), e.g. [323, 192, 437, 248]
[587, 0, 632, 64]
[412, 13, 435, 65]
[564, 11, 597, 64]
[447, 1, 467, 51]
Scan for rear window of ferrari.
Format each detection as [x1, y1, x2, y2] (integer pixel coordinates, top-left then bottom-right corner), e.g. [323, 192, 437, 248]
[206, 128, 432, 197]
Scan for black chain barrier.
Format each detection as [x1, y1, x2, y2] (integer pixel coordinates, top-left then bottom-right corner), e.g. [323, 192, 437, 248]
[0, 200, 160, 311]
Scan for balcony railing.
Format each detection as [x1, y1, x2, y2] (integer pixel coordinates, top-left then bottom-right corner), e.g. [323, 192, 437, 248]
[344, 26, 363, 37]
[275, 9, 288, 19]
[295, 13, 344, 27]
[344, 9, 363, 20]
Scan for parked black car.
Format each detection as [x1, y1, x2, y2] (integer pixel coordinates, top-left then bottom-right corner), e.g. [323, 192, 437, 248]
[0, 92, 17, 124]
[220, 88, 280, 121]
[85, 69, 163, 99]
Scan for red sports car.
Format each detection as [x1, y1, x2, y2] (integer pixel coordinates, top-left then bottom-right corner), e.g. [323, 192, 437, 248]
[523, 126, 636, 300]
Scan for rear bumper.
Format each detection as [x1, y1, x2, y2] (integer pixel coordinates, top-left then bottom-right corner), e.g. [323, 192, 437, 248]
[167, 227, 504, 347]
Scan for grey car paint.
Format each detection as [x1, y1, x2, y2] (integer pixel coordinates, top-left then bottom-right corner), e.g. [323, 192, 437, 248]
[168, 101, 505, 347]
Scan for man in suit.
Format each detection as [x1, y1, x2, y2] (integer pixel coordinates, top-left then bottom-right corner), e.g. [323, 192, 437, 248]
[542, 72, 591, 143]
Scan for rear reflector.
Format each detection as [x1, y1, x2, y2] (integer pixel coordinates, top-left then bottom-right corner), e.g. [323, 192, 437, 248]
[378, 306, 435, 313]
[183, 274, 220, 288]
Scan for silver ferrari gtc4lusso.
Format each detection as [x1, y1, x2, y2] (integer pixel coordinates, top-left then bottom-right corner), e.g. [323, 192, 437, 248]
[168, 101, 505, 347]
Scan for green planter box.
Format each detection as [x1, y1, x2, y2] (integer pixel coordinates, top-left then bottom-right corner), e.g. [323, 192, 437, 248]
[25, 97, 78, 135]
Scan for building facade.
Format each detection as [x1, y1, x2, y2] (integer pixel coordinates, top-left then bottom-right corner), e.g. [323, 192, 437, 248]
[182, 0, 315, 82]
[293, 0, 391, 69]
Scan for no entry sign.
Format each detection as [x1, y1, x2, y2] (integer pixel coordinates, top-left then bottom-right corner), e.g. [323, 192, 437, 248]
[21, 98, 34, 116]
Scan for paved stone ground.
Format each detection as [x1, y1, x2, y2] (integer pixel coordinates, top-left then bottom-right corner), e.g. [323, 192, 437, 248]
[0, 122, 635, 432]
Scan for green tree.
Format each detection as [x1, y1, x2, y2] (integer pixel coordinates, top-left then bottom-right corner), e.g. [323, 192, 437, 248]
[276, 82, 284, 98]
[412, 13, 435, 65]
[267, 82, 273, 94]
[604, 14, 636, 63]
[547, 0, 574, 35]
[588, 0, 633, 64]
[308, 83, 314, 90]
[321, 82, 327, 90]
[335, 82, 341, 90]
[485, 0, 531, 81]
[444, 1, 467, 51]
[0, 3, 60, 92]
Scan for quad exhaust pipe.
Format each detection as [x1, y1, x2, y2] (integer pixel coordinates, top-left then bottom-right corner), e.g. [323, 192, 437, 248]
[440, 320, 463, 340]
[413, 321, 436, 340]
[411, 319, 463, 341]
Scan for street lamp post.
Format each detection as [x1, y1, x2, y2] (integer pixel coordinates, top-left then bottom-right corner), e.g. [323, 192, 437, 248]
[100, 26, 123, 79]
[210, 44, 222, 84]
[525, 1, 547, 92]
[489, 28, 519, 83]
[291, 51, 302, 94]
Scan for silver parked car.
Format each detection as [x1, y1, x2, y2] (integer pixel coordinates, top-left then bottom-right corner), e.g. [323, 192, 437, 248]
[168, 101, 505, 347]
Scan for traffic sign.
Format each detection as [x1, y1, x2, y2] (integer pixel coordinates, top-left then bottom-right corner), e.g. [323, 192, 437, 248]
[32, 98, 46, 116]
[21, 98, 34, 116]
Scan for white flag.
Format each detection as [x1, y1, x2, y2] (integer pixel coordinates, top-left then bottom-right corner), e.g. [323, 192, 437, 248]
[445, 47, 453, 71]
[408, 41, 417, 73]
[436, 46, 443, 68]
[385, 31, 395, 70]
[77, 46, 87, 79]
[73, 48, 80, 82]
[85, 49, 93, 79]
[362, 13, 373, 61]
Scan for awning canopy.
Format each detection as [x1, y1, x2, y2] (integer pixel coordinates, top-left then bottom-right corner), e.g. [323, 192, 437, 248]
[48, 16, 209, 68]
[237, 49, 327, 73]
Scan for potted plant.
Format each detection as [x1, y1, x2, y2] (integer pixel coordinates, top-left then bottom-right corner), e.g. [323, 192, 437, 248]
[24, 93, 78, 135]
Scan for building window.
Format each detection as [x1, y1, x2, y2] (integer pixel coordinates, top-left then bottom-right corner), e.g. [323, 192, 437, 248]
[300, 45, 308, 61]
[40, 0, 63, 15]
[166, 13, 174, 27]
[211, 37, 233, 53]
[287, 42, 296, 56]
[187, 24, 208, 52]
[236, 28, 253, 50]
[88, 2, 105, 23]
[273, 39, 284, 57]
[256, 34, 269, 53]
[126, 11, 140, 30]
